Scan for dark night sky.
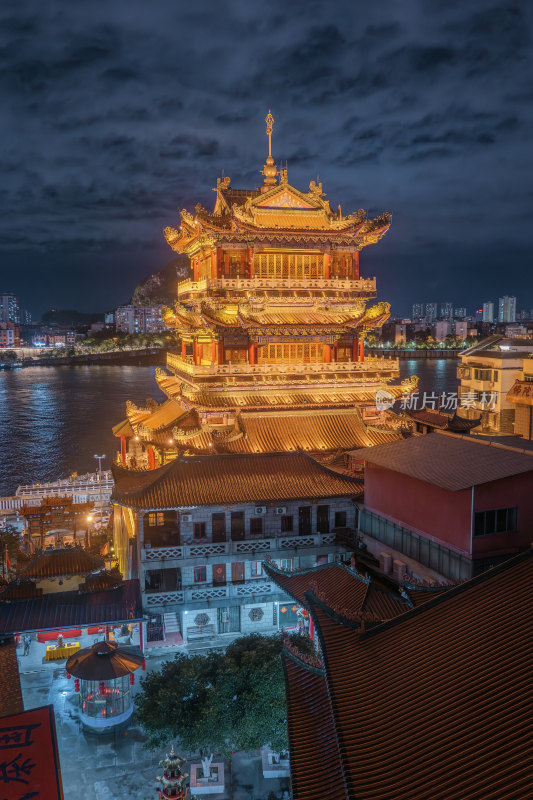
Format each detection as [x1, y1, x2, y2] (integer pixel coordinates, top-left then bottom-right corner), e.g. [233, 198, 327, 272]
[1, 0, 532, 318]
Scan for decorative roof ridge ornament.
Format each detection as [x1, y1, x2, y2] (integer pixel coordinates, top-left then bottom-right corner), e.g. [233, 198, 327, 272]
[261, 109, 279, 191]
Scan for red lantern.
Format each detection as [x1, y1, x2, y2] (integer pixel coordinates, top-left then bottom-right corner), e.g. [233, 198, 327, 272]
[99, 681, 105, 696]
[129, 673, 135, 685]
[74, 679, 80, 693]
[142, 660, 146, 671]
[66, 671, 71, 680]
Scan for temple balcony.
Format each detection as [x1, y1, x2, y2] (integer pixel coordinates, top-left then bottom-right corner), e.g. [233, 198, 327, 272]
[141, 532, 340, 566]
[166, 352, 399, 377]
[143, 579, 282, 608]
[177, 276, 377, 296]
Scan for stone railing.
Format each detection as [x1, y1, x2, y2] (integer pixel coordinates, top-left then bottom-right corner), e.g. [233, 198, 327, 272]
[166, 352, 399, 378]
[141, 532, 341, 564]
[177, 276, 377, 295]
[143, 581, 277, 606]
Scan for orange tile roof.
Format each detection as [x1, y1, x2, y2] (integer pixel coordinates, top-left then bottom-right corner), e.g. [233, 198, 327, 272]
[21, 548, 105, 579]
[292, 550, 533, 800]
[112, 452, 362, 510]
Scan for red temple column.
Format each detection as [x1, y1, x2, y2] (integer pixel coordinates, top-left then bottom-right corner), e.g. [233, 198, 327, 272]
[147, 447, 156, 470]
[224, 251, 229, 276]
[212, 340, 217, 363]
[359, 337, 365, 362]
[211, 251, 216, 280]
[247, 247, 253, 278]
[216, 247, 222, 279]
[120, 436, 127, 466]
[197, 343, 203, 362]
[193, 340, 198, 364]
[324, 253, 330, 280]
[352, 338, 359, 362]
[353, 251, 360, 279]
[248, 342, 257, 365]
[324, 344, 331, 364]
[218, 341, 225, 364]
[181, 340, 186, 359]
[332, 342, 338, 362]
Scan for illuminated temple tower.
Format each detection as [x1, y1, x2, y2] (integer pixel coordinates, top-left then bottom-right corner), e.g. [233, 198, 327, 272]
[115, 113, 415, 468]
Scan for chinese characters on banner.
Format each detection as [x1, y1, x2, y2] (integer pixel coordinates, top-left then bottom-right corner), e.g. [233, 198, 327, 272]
[0, 705, 63, 800]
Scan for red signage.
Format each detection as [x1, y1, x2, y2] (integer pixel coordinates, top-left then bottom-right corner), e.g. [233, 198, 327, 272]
[0, 705, 63, 800]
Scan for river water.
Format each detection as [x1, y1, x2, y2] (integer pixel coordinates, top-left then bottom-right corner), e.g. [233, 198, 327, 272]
[0, 359, 459, 495]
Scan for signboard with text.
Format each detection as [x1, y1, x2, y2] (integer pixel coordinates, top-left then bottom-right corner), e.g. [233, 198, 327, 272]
[0, 705, 63, 800]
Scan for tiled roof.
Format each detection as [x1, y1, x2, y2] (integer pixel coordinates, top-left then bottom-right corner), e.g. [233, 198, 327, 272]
[0, 581, 43, 601]
[112, 452, 362, 510]
[358, 430, 533, 491]
[300, 550, 533, 800]
[139, 399, 188, 432]
[78, 571, 124, 593]
[283, 650, 345, 800]
[265, 561, 445, 622]
[406, 409, 480, 432]
[112, 418, 134, 437]
[0, 579, 142, 635]
[0, 639, 24, 717]
[21, 548, 105, 579]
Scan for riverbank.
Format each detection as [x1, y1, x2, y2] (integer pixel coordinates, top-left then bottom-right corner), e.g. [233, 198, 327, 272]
[367, 347, 465, 359]
[1, 347, 166, 368]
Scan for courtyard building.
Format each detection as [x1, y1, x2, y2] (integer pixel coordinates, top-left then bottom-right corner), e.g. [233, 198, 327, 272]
[111, 451, 361, 648]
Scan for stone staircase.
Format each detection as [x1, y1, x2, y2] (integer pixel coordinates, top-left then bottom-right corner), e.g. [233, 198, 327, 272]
[163, 612, 180, 635]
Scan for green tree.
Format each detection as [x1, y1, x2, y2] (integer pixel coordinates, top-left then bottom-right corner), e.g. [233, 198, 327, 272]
[135, 633, 314, 756]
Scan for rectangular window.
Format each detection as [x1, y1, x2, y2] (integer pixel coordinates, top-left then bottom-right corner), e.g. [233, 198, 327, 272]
[250, 517, 263, 536]
[147, 512, 165, 527]
[279, 558, 293, 570]
[473, 369, 492, 381]
[281, 515, 293, 532]
[473, 507, 518, 536]
[193, 522, 206, 540]
[194, 566, 207, 583]
[334, 511, 347, 528]
[251, 561, 263, 577]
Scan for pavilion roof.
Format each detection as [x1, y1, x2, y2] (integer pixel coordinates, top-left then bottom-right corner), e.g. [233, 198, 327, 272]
[111, 452, 362, 510]
[294, 549, 533, 800]
[406, 408, 480, 432]
[0, 579, 142, 635]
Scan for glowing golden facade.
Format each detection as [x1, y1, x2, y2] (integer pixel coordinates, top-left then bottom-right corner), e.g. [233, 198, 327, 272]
[115, 115, 415, 468]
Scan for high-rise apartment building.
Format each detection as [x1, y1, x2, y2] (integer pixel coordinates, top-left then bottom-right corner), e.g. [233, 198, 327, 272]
[482, 302, 494, 323]
[440, 302, 453, 320]
[498, 296, 517, 323]
[454, 307, 467, 319]
[0, 292, 20, 324]
[115, 304, 166, 334]
[425, 302, 438, 322]
[412, 303, 424, 320]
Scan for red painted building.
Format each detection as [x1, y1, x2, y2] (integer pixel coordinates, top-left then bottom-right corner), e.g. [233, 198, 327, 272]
[358, 431, 533, 579]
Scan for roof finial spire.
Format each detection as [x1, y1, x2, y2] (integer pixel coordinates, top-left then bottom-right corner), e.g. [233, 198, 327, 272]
[261, 110, 279, 191]
[266, 109, 274, 158]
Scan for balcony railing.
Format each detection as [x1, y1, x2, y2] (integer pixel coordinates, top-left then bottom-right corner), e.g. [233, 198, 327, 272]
[143, 580, 279, 607]
[166, 352, 399, 378]
[141, 532, 340, 563]
[177, 276, 377, 295]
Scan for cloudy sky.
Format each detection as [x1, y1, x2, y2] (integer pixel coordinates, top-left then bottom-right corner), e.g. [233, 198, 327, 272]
[1, 0, 532, 317]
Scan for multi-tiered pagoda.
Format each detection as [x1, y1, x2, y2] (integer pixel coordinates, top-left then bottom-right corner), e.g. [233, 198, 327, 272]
[114, 114, 415, 468]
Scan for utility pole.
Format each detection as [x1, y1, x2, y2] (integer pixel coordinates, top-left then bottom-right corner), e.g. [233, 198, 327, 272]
[94, 454, 106, 531]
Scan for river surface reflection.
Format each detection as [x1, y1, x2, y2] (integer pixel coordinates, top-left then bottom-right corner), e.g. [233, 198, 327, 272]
[0, 359, 458, 495]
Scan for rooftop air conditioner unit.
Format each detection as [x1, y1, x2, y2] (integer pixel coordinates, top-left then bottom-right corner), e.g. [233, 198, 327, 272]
[274, 506, 287, 515]
[181, 514, 193, 523]
[255, 506, 267, 515]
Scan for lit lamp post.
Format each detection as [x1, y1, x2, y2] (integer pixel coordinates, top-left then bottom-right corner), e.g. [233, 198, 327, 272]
[94, 454, 106, 528]
[86, 515, 93, 549]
